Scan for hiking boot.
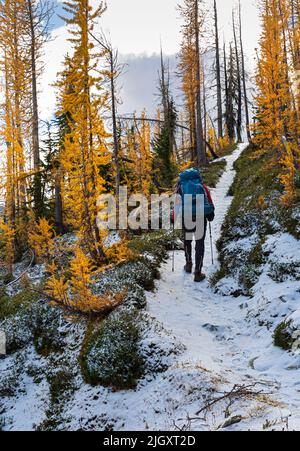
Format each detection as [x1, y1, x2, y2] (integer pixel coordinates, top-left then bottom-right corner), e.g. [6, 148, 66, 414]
[184, 262, 193, 274]
[194, 271, 206, 283]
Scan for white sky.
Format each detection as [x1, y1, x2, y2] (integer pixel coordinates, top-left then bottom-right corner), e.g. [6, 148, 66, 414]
[41, 0, 261, 118]
[100, 0, 260, 58]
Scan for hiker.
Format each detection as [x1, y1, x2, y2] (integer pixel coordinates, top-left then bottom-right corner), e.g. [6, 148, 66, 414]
[175, 168, 215, 283]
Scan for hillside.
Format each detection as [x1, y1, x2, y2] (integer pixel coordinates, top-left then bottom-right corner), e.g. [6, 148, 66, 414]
[1, 144, 300, 431]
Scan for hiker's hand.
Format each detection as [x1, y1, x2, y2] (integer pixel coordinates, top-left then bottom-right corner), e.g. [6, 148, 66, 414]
[207, 212, 215, 222]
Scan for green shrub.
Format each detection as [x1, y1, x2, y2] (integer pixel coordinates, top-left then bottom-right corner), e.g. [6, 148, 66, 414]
[0, 294, 66, 355]
[211, 145, 300, 289]
[210, 267, 227, 287]
[201, 159, 227, 188]
[268, 262, 300, 283]
[273, 321, 293, 351]
[93, 230, 180, 307]
[80, 311, 144, 390]
[0, 289, 39, 321]
[47, 368, 74, 405]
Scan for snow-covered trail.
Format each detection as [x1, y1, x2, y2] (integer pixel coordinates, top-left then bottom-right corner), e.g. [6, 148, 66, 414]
[148, 144, 247, 374]
[146, 143, 300, 430]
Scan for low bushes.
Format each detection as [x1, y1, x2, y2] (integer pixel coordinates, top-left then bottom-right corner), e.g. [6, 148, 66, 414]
[211, 145, 300, 293]
[80, 310, 144, 390]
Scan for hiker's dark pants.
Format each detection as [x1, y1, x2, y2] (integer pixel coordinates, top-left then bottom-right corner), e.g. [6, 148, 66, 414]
[183, 220, 207, 271]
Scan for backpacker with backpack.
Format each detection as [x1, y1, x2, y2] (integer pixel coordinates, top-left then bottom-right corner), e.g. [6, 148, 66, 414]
[178, 168, 215, 218]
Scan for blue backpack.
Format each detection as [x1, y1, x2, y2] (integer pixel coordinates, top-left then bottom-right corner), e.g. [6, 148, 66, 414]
[179, 169, 215, 217]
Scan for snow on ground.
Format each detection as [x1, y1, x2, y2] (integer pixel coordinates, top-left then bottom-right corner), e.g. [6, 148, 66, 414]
[146, 143, 300, 431]
[60, 143, 286, 432]
[2, 143, 300, 431]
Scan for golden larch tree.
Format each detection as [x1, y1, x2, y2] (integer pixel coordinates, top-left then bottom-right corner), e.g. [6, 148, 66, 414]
[56, 0, 111, 265]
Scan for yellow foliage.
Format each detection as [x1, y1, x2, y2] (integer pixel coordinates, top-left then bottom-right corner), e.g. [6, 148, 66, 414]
[218, 133, 230, 151]
[0, 0, 29, 224]
[68, 248, 98, 307]
[47, 274, 70, 306]
[207, 127, 217, 151]
[178, 160, 193, 173]
[0, 219, 15, 273]
[254, 0, 296, 152]
[105, 239, 134, 264]
[256, 195, 267, 210]
[46, 247, 126, 314]
[280, 142, 297, 205]
[55, 1, 110, 266]
[127, 112, 153, 197]
[28, 217, 55, 263]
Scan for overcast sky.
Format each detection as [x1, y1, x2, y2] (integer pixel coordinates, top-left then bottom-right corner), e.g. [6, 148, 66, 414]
[41, 0, 261, 119]
[99, 0, 260, 57]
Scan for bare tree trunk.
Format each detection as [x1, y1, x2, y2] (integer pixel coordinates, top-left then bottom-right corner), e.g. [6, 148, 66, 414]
[195, 0, 206, 165]
[233, 10, 242, 142]
[223, 43, 229, 138]
[228, 44, 236, 142]
[54, 167, 64, 234]
[12, 6, 26, 215]
[203, 71, 208, 159]
[4, 55, 16, 226]
[238, 1, 252, 143]
[110, 52, 120, 204]
[89, 31, 121, 206]
[27, 0, 41, 214]
[214, 0, 223, 139]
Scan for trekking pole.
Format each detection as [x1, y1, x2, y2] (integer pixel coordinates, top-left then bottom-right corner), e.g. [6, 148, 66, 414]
[172, 220, 175, 272]
[209, 222, 214, 265]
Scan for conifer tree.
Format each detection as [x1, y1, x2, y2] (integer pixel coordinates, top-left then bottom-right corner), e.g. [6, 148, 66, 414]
[254, 0, 291, 150]
[56, 0, 110, 265]
[152, 52, 177, 190]
[0, 0, 29, 227]
[178, 0, 206, 165]
[254, 0, 299, 203]
[24, 0, 53, 216]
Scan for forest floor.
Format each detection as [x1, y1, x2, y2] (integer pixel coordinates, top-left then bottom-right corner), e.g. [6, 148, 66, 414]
[2, 143, 300, 431]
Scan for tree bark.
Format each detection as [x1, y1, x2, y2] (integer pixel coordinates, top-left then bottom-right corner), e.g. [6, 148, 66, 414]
[110, 52, 120, 204]
[233, 10, 242, 142]
[227, 44, 236, 142]
[214, 0, 223, 139]
[54, 167, 64, 234]
[194, 0, 206, 165]
[27, 0, 41, 214]
[238, 1, 252, 142]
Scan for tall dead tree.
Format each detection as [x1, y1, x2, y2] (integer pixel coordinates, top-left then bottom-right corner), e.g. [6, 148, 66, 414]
[227, 43, 236, 142]
[25, 0, 53, 215]
[238, 1, 252, 142]
[194, 0, 206, 165]
[214, 0, 223, 139]
[232, 10, 242, 142]
[90, 32, 124, 202]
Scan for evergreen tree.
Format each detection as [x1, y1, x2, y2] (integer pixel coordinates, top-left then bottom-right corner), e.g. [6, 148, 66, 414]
[152, 53, 177, 191]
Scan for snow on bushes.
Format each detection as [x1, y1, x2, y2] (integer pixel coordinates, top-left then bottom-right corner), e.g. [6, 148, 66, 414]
[212, 146, 300, 357]
[273, 310, 300, 352]
[81, 310, 144, 390]
[0, 229, 186, 429]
